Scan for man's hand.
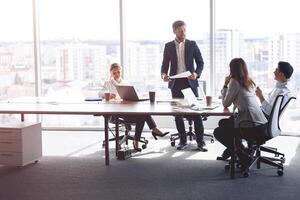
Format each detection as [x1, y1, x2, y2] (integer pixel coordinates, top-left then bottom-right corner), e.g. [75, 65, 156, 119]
[255, 86, 265, 103]
[162, 74, 170, 82]
[223, 107, 230, 112]
[188, 72, 198, 80]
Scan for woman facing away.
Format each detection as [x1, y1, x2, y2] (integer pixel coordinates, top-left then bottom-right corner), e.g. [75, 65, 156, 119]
[213, 58, 269, 169]
[99, 63, 169, 151]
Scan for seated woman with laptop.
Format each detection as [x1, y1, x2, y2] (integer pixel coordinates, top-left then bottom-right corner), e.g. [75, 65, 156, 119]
[99, 63, 169, 151]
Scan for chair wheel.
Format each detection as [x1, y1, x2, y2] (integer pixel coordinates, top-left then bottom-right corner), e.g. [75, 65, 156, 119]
[225, 164, 230, 171]
[277, 169, 284, 176]
[142, 144, 147, 149]
[236, 163, 242, 169]
[211, 139, 214, 143]
[243, 171, 249, 177]
[171, 141, 175, 147]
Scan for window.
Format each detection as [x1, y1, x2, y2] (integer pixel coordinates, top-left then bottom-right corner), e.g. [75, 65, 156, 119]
[39, 0, 120, 128]
[125, 0, 210, 97]
[216, 0, 300, 134]
[0, 0, 34, 123]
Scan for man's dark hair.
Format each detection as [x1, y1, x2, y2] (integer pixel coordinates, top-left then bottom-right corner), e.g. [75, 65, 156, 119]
[278, 61, 294, 79]
[172, 20, 186, 31]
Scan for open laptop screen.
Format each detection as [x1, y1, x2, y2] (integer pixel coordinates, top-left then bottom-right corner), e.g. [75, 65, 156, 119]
[181, 88, 199, 106]
[116, 85, 149, 101]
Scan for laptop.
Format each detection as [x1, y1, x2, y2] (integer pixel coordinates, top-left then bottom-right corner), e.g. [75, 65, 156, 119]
[181, 88, 219, 110]
[116, 85, 149, 101]
[85, 97, 102, 101]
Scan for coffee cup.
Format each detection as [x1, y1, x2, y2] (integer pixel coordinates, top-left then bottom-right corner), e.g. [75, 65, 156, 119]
[206, 96, 212, 107]
[104, 92, 111, 101]
[149, 91, 156, 103]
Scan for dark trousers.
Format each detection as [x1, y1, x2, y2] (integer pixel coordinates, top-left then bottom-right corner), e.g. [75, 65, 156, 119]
[120, 115, 145, 141]
[171, 78, 204, 144]
[145, 116, 156, 130]
[213, 117, 269, 153]
[121, 115, 157, 140]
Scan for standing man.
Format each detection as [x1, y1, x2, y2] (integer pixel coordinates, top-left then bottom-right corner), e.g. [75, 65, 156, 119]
[256, 61, 294, 118]
[161, 20, 207, 151]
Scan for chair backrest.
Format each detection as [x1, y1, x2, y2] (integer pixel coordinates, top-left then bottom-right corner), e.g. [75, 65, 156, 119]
[279, 95, 297, 119]
[267, 95, 284, 139]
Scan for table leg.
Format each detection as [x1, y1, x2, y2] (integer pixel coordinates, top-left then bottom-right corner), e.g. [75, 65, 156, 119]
[115, 116, 120, 157]
[104, 115, 109, 165]
[230, 136, 236, 179]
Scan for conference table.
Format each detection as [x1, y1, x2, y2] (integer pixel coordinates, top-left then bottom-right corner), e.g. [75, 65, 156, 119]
[0, 98, 234, 175]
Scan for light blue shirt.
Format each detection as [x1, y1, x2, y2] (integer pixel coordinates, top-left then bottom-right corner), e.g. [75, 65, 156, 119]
[261, 81, 292, 116]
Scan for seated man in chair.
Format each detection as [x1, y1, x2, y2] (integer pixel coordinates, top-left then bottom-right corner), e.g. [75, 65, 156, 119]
[256, 61, 294, 118]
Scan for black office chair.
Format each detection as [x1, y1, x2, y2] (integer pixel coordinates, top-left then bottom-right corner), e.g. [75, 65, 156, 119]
[102, 117, 148, 150]
[170, 116, 214, 147]
[229, 95, 295, 178]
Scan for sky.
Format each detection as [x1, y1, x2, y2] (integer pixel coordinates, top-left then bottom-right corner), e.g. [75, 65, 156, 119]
[1, 0, 300, 41]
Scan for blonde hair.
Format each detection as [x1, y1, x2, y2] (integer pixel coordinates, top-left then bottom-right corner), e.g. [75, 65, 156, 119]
[110, 63, 121, 72]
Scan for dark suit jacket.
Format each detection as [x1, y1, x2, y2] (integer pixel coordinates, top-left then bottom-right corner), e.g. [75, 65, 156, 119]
[161, 39, 204, 89]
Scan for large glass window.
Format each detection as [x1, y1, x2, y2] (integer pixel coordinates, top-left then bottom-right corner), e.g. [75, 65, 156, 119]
[0, 0, 34, 123]
[39, 0, 120, 128]
[125, 0, 210, 97]
[216, 0, 300, 134]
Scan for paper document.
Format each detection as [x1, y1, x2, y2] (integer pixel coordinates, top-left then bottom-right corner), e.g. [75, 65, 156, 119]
[169, 71, 192, 79]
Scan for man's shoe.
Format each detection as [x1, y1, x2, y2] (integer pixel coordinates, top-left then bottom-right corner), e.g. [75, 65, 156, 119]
[244, 147, 255, 157]
[197, 141, 208, 152]
[177, 142, 188, 150]
[217, 148, 231, 160]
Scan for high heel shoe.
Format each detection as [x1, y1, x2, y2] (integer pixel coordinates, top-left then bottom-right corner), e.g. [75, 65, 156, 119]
[151, 131, 170, 140]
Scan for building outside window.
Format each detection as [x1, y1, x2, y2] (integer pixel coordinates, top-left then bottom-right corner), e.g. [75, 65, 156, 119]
[0, 0, 299, 134]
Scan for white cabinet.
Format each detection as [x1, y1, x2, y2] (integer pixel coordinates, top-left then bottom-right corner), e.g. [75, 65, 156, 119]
[0, 122, 42, 166]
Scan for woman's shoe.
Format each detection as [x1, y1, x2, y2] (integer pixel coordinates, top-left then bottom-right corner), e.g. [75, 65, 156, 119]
[151, 131, 170, 140]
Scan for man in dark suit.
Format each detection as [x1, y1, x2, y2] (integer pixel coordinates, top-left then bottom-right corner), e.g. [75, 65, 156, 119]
[161, 20, 207, 152]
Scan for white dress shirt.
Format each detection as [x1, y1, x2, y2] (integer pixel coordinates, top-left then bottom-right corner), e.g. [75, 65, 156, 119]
[261, 81, 292, 116]
[174, 39, 186, 74]
[98, 78, 123, 98]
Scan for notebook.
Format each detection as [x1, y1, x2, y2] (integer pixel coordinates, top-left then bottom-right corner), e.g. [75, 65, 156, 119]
[181, 88, 219, 110]
[116, 85, 149, 101]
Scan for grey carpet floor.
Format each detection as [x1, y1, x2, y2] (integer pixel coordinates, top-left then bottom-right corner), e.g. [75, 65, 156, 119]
[0, 131, 300, 200]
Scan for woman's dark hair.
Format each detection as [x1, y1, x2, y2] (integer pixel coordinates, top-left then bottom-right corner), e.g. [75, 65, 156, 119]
[229, 58, 255, 91]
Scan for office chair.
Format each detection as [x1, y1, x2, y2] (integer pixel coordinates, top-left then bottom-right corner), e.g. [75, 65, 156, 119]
[170, 116, 214, 147]
[258, 95, 296, 159]
[229, 95, 295, 178]
[102, 117, 148, 150]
